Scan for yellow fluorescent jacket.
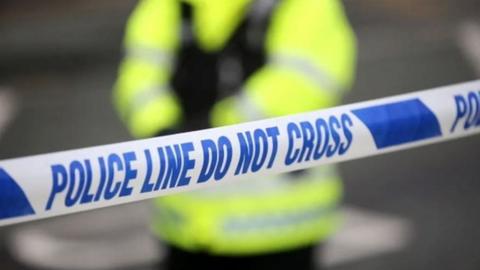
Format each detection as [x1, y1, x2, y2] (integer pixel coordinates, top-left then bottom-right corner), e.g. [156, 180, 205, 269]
[113, 0, 356, 255]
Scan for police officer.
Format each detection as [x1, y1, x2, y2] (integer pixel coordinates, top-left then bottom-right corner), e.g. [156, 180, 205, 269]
[113, 0, 356, 269]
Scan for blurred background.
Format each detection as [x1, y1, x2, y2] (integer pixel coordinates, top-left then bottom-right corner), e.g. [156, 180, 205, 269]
[0, 0, 480, 269]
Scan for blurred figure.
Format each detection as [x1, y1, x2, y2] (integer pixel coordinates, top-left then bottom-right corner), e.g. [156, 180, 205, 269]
[113, 0, 356, 269]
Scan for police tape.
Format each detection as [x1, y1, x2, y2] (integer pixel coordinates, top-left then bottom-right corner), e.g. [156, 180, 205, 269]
[1, 80, 480, 226]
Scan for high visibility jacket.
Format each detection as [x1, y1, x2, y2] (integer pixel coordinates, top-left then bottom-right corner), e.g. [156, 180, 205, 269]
[114, 0, 356, 255]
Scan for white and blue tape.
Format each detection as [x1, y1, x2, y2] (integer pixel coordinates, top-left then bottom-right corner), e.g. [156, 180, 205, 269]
[1, 80, 480, 226]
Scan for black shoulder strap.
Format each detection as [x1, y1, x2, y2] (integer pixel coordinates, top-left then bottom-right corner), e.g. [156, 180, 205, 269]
[245, 0, 281, 51]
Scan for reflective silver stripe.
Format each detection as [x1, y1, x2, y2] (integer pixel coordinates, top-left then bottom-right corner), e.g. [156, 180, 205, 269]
[304, 165, 339, 180]
[269, 54, 343, 93]
[235, 89, 266, 121]
[223, 205, 337, 233]
[125, 85, 170, 120]
[126, 47, 173, 68]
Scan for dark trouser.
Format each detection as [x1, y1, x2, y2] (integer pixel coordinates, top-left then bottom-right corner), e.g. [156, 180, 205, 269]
[163, 244, 320, 270]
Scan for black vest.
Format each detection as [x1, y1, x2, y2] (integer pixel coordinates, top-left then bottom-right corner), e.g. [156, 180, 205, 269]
[171, 1, 279, 131]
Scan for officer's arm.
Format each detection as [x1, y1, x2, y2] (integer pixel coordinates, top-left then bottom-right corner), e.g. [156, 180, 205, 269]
[211, 0, 356, 126]
[113, 0, 182, 138]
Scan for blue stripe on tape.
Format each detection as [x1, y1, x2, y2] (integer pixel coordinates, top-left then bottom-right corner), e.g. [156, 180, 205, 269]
[0, 168, 35, 219]
[352, 99, 442, 149]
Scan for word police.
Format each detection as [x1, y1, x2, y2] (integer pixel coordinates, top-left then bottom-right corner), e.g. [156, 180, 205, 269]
[451, 91, 480, 132]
